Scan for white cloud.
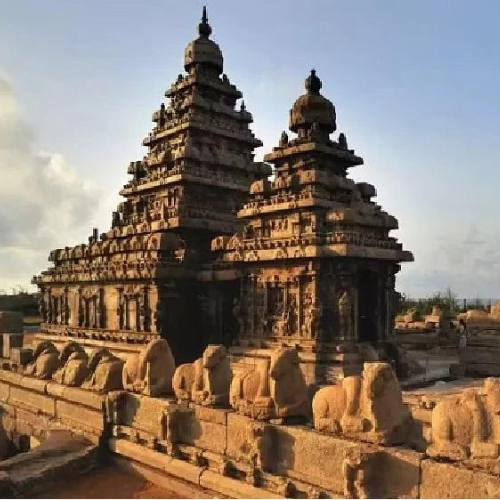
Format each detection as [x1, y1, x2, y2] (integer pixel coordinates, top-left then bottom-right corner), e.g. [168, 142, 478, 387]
[0, 76, 102, 291]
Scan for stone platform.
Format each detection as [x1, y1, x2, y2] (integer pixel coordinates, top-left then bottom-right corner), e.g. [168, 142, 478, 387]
[0, 367, 499, 498]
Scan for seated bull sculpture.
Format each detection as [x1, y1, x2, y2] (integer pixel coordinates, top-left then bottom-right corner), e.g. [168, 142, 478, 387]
[81, 348, 124, 393]
[173, 344, 231, 406]
[53, 341, 89, 387]
[427, 377, 500, 461]
[122, 338, 175, 397]
[24, 341, 60, 380]
[312, 362, 410, 445]
[230, 346, 309, 421]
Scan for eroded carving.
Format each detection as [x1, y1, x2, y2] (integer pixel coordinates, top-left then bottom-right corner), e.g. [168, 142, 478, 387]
[427, 377, 500, 461]
[122, 339, 176, 396]
[230, 347, 309, 421]
[312, 362, 411, 445]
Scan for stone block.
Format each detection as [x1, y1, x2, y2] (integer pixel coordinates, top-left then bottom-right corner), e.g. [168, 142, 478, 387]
[61, 387, 105, 410]
[46, 382, 66, 398]
[226, 412, 253, 460]
[0, 370, 23, 386]
[191, 404, 229, 425]
[2, 334, 24, 359]
[200, 469, 281, 499]
[226, 412, 274, 471]
[273, 425, 355, 495]
[18, 376, 48, 394]
[0, 383, 9, 403]
[0, 312, 23, 334]
[179, 407, 228, 454]
[420, 459, 500, 498]
[9, 386, 56, 416]
[110, 438, 172, 472]
[55, 399, 104, 433]
[377, 448, 423, 498]
[9, 348, 32, 366]
[120, 393, 171, 436]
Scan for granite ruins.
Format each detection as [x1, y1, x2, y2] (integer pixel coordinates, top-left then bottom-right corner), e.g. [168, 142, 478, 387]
[1, 7, 500, 499]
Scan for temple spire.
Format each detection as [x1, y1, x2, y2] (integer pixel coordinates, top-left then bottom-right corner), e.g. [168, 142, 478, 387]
[198, 5, 212, 39]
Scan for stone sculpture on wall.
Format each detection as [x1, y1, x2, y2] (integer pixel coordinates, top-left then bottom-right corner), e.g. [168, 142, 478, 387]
[24, 341, 61, 380]
[312, 362, 410, 445]
[122, 338, 176, 397]
[230, 346, 309, 421]
[427, 377, 500, 461]
[238, 420, 271, 486]
[172, 344, 231, 406]
[338, 289, 355, 340]
[343, 446, 381, 499]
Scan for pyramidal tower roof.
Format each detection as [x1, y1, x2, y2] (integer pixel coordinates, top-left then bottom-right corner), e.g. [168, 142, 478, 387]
[34, 7, 269, 285]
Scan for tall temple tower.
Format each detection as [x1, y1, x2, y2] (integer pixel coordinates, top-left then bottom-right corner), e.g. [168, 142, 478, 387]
[210, 70, 413, 383]
[32, 8, 268, 363]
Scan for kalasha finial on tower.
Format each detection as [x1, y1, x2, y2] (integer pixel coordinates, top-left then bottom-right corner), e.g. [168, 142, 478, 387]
[305, 69, 322, 94]
[198, 5, 212, 38]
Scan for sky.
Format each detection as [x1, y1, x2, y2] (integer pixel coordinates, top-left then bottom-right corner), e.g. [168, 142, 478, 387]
[1, 0, 500, 298]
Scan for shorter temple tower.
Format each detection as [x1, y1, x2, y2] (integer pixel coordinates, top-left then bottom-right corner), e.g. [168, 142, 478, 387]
[210, 70, 413, 383]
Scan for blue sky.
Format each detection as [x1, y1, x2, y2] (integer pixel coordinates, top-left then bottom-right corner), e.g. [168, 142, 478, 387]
[1, 0, 499, 297]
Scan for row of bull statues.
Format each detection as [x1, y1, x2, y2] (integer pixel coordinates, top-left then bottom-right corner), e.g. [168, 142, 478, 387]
[18, 337, 500, 460]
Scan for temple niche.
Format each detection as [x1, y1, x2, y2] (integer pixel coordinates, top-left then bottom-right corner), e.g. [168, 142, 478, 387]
[32, 8, 268, 364]
[211, 69, 413, 383]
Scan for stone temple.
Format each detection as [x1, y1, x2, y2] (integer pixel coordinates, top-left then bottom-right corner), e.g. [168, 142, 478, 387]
[32, 7, 412, 380]
[2, 8, 498, 500]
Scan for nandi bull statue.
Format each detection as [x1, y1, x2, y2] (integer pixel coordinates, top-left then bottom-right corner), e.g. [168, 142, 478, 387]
[312, 362, 411, 445]
[81, 348, 124, 393]
[24, 340, 61, 380]
[230, 346, 309, 421]
[172, 344, 231, 406]
[53, 341, 89, 386]
[427, 377, 500, 461]
[122, 338, 175, 397]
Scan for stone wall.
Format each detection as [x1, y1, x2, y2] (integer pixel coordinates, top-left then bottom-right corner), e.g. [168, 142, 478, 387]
[0, 370, 105, 445]
[0, 372, 499, 498]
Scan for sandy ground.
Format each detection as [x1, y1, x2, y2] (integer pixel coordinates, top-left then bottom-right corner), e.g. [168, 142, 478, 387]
[35, 464, 185, 499]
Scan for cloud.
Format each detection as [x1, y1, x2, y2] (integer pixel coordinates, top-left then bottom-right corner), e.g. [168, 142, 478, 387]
[398, 223, 500, 299]
[0, 76, 102, 291]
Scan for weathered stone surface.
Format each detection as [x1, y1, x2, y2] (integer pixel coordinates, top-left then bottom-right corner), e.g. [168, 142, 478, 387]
[120, 393, 171, 436]
[173, 345, 231, 407]
[122, 339, 175, 397]
[180, 406, 228, 454]
[61, 387, 105, 410]
[230, 347, 309, 421]
[313, 362, 411, 445]
[200, 469, 281, 499]
[273, 425, 355, 495]
[2, 333, 24, 359]
[427, 377, 500, 461]
[377, 447, 423, 499]
[55, 400, 104, 433]
[420, 459, 500, 498]
[9, 386, 56, 416]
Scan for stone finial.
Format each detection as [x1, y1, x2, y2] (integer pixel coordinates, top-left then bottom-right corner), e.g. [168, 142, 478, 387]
[305, 69, 322, 94]
[240, 100, 246, 112]
[198, 5, 212, 38]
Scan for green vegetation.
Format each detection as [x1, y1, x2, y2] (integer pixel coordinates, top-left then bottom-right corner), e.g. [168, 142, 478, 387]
[0, 289, 39, 318]
[399, 287, 461, 317]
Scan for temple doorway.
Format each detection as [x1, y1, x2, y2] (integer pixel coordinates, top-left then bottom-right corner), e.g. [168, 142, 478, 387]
[357, 270, 379, 343]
